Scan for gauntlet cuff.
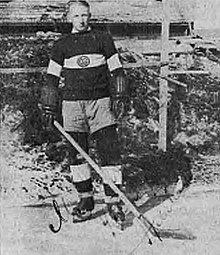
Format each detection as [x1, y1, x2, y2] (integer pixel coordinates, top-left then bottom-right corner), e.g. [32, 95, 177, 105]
[110, 68, 129, 99]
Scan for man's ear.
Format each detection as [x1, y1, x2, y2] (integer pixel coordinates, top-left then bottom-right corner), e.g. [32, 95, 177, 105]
[66, 12, 71, 22]
[89, 12, 92, 19]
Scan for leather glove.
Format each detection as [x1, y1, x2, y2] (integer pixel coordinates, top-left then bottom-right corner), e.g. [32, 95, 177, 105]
[40, 84, 58, 131]
[41, 105, 57, 131]
[110, 69, 129, 119]
[112, 96, 129, 119]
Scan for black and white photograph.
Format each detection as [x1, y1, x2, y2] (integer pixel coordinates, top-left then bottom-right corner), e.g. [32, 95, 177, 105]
[0, 0, 220, 254]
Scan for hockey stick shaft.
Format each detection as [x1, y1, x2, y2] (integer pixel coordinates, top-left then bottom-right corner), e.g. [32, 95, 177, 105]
[54, 120, 161, 241]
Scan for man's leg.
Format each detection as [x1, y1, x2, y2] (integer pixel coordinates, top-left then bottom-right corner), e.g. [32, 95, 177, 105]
[92, 125, 122, 197]
[66, 132, 94, 219]
[62, 100, 94, 220]
[87, 97, 125, 222]
[87, 98, 122, 198]
[92, 125, 125, 222]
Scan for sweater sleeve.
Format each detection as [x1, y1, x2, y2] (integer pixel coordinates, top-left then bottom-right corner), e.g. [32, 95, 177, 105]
[47, 39, 65, 88]
[102, 32, 123, 73]
[40, 39, 64, 107]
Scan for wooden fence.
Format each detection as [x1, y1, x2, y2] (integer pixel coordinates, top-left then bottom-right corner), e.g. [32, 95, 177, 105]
[1, 0, 208, 152]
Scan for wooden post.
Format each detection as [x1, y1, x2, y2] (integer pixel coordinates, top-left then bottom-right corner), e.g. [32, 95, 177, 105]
[158, 0, 170, 152]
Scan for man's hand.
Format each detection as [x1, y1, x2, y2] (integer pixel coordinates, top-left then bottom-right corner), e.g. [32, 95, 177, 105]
[40, 85, 58, 131]
[112, 97, 128, 119]
[41, 105, 57, 131]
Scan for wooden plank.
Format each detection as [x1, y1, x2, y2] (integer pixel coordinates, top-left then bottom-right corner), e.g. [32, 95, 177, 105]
[168, 70, 209, 75]
[0, 67, 47, 74]
[0, 65, 188, 88]
[144, 68, 188, 88]
[158, 0, 170, 152]
[125, 62, 188, 88]
[115, 38, 193, 55]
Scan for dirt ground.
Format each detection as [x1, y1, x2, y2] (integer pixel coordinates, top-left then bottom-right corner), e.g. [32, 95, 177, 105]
[1, 154, 220, 255]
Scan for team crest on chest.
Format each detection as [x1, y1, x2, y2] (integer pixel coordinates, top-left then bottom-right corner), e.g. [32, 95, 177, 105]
[77, 56, 90, 67]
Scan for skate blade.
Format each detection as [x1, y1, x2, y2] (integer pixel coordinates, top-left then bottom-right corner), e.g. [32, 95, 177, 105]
[72, 211, 92, 223]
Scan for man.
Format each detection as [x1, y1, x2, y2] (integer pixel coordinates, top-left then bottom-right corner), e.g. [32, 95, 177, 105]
[40, 0, 128, 222]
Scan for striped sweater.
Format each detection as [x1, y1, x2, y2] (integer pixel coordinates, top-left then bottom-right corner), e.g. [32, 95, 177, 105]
[47, 29, 123, 100]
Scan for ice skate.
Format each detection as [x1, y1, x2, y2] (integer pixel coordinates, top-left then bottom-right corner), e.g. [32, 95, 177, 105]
[107, 202, 125, 225]
[105, 196, 126, 228]
[72, 197, 94, 223]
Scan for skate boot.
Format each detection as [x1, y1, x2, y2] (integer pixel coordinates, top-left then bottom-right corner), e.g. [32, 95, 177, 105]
[69, 163, 94, 223]
[104, 184, 126, 226]
[72, 196, 94, 223]
[107, 200, 125, 225]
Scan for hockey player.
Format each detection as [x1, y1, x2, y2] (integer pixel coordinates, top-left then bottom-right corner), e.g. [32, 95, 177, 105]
[40, 0, 128, 222]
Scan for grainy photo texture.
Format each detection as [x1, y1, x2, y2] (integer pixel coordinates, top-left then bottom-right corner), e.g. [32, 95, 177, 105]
[0, 0, 220, 254]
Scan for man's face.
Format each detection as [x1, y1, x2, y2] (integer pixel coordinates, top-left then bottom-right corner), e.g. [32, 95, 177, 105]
[68, 4, 91, 32]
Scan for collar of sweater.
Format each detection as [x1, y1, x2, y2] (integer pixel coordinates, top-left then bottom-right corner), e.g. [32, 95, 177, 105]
[71, 26, 91, 34]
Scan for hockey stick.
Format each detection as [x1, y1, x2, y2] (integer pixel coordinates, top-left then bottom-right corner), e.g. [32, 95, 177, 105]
[54, 120, 162, 244]
[49, 199, 67, 233]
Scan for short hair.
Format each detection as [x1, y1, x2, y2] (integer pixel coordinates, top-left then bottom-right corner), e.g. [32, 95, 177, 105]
[67, 0, 90, 9]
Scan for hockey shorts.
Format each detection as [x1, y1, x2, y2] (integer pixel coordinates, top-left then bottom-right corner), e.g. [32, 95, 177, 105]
[62, 97, 116, 133]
